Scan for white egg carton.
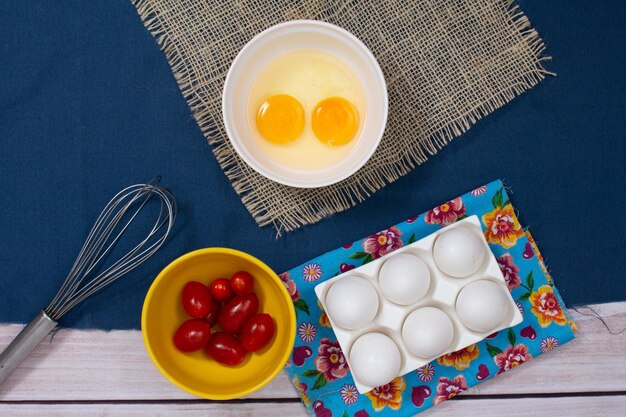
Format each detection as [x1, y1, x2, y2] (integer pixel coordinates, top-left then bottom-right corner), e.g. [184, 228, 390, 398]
[314, 216, 523, 393]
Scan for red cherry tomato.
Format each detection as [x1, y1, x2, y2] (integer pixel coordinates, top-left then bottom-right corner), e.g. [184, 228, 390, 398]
[240, 313, 275, 352]
[206, 332, 247, 366]
[218, 293, 259, 334]
[173, 319, 212, 352]
[210, 278, 235, 303]
[181, 281, 213, 318]
[205, 300, 220, 327]
[230, 271, 254, 295]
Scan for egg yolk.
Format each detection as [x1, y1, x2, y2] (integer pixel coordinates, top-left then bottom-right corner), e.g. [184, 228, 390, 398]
[312, 97, 359, 146]
[256, 94, 305, 144]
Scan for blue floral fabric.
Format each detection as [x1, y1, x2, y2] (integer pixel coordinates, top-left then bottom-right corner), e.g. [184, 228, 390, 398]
[280, 179, 576, 417]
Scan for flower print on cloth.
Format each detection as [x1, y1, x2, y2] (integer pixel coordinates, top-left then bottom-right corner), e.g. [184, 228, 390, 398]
[362, 226, 403, 259]
[281, 272, 309, 315]
[365, 377, 406, 411]
[298, 323, 317, 343]
[319, 312, 331, 328]
[486, 328, 532, 374]
[303, 338, 349, 390]
[470, 185, 487, 196]
[540, 336, 559, 353]
[482, 204, 524, 248]
[302, 263, 323, 282]
[340, 384, 359, 405]
[279, 272, 300, 301]
[433, 375, 468, 405]
[497, 253, 521, 290]
[494, 344, 532, 374]
[292, 375, 311, 407]
[424, 197, 466, 226]
[530, 284, 568, 328]
[482, 187, 524, 248]
[437, 344, 479, 370]
[351, 227, 403, 264]
[416, 363, 435, 382]
[316, 300, 331, 328]
[315, 338, 349, 381]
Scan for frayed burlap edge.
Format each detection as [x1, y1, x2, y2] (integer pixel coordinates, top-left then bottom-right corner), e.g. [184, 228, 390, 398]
[131, 0, 553, 235]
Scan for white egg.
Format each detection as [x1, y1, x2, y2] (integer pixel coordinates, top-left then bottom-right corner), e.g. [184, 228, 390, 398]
[433, 226, 486, 277]
[349, 332, 402, 388]
[456, 280, 512, 333]
[401, 307, 455, 358]
[325, 276, 379, 330]
[378, 253, 431, 305]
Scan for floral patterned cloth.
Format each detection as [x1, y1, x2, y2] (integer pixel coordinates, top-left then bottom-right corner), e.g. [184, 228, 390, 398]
[282, 180, 576, 417]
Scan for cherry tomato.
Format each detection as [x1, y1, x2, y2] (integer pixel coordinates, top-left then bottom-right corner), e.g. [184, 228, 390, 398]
[206, 332, 247, 366]
[230, 271, 254, 295]
[240, 313, 275, 352]
[173, 319, 212, 352]
[205, 300, 220, 327]
[181, 281, 213, 318]
[218, 293, 259, 334]
[210, 278, 234, 303]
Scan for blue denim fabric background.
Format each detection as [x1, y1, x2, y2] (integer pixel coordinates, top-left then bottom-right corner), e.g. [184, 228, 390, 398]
[0, 1, 624, 329]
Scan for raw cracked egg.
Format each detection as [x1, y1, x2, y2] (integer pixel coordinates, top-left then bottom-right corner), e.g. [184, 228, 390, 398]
[349, 332, 401, 388]
[402, 307, 454, 358]
[247, 49, 366, 170]
[456, 280, 511, 333]
[325, 276, 379, 330]
[433, 227, 486, 277]
[378, 253, 431, 305]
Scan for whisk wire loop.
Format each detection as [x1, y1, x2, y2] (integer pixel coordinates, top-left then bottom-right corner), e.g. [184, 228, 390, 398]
[45, 182, 176, 321]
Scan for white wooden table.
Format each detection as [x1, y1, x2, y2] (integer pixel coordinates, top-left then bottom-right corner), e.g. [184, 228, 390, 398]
[0, 302, 624, 417]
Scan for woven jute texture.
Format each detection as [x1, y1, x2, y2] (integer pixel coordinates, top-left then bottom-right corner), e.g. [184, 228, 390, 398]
[132, 0, 550, 234]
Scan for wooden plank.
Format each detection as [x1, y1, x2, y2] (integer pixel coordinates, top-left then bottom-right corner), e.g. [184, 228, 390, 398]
[0, 302, 624, 401]
[1, 396, 625, 417]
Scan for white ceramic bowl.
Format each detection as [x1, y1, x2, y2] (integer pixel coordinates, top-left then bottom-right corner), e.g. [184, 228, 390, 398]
[222, 20, 388, 188]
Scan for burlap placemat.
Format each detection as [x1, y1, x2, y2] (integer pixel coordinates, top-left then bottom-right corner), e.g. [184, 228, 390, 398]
[132, 0, 551, 234]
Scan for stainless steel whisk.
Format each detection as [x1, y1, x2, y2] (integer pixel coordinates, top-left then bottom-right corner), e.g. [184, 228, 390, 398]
[0, 180, 176, 385]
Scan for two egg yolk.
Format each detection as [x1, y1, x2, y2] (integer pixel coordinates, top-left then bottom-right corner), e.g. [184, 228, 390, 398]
[256, 95, 358, 146]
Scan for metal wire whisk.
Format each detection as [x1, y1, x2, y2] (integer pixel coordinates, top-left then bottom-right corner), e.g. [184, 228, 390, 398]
[0, 180, 176, 385]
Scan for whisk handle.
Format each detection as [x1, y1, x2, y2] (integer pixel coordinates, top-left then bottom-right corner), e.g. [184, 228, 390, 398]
[0, 311, 58, 386]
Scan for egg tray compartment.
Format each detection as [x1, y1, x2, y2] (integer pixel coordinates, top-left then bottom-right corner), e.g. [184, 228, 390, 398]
[314, 216, 523, 393]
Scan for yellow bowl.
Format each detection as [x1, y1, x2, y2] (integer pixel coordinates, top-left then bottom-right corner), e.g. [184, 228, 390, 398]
[142, 248, 296, 400]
